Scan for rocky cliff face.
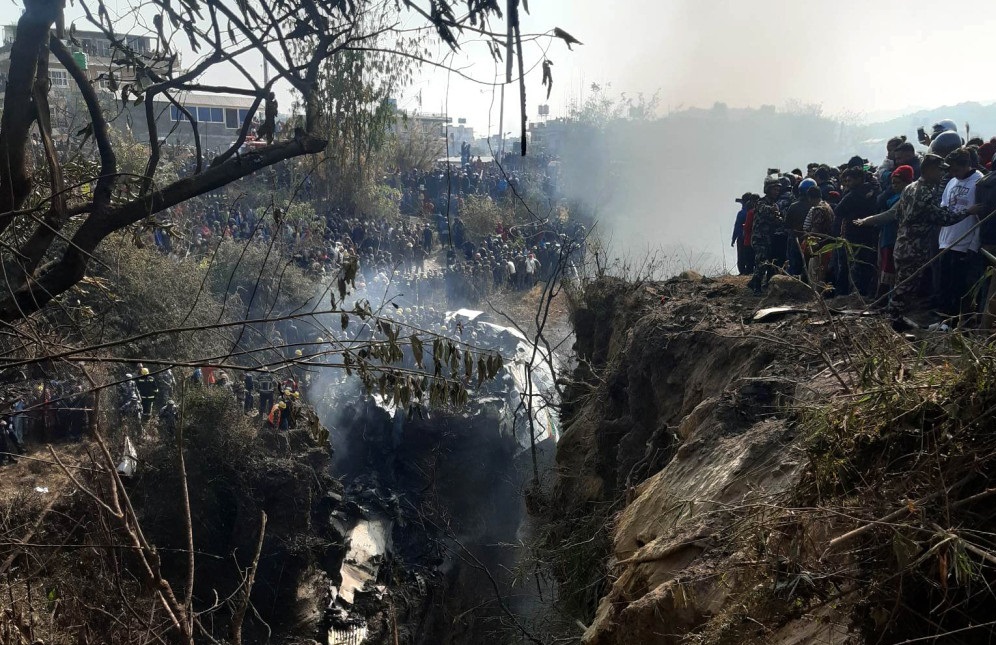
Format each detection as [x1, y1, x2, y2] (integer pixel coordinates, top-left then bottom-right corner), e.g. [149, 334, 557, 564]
[551, 275, 856, 644]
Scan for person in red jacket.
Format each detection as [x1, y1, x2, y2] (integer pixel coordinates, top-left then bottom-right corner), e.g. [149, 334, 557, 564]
[267, 401, 288, 430]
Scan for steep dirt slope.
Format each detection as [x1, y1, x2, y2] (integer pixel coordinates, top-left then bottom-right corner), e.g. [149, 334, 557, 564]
[550, 275, 858, 644]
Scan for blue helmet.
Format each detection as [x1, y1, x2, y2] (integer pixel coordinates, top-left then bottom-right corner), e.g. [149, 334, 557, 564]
[798, 178, 817, 194]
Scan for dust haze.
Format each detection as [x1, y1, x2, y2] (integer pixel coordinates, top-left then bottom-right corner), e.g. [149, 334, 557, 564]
[555, 105, 855, 271]
[487, 0, 996, 272]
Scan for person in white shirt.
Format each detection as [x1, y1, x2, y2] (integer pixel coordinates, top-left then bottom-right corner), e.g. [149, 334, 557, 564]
[938, 148, 984, 316]
[525, 254, 541, 286]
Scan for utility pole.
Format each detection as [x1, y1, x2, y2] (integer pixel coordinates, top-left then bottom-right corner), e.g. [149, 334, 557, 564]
[498, 84, 505, 160]
[499, 0, 513, 162]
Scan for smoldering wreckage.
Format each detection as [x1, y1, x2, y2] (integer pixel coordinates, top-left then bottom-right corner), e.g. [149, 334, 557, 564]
[13, 269, 996, 644]
[106, 304, 563, 645]
[83, 300, 565, 645]
[1, 254, 568, 645]
[310, 307, 561, 645]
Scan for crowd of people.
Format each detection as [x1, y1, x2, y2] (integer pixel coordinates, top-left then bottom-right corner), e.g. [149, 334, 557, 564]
[0, 380, 94, 464]
[391, 152, 560, 220]
[147, 151, 582, 311]
[732, 119, 996, 329]
[0, 150, 587, 463]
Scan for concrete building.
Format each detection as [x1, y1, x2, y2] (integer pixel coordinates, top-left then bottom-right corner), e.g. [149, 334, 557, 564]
[447, 119, 475, 156]
[528, 119, 570, 157]
[131, 91, 259, 152]
[391, 110, 450, 161]
[0, 26, 155, 106]
[0, 26, 257, 152]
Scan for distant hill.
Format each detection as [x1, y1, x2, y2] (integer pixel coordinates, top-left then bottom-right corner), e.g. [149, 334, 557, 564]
[549, 100, 996, 265]
[856, 101, 996, 149]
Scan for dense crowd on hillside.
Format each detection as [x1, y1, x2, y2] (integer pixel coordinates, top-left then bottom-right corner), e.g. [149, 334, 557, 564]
[390, 153, 560, 218]
[732, 120, 996, 329]
[0, 153, 583, 462]
[148, 152, 579, 309]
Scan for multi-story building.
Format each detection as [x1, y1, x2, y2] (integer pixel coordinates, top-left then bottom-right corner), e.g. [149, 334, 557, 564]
[0, 26, 155, 105]
[0, 25, 258, 152]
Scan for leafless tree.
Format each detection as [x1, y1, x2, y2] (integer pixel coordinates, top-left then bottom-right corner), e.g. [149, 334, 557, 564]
[0, 0, 519, 324]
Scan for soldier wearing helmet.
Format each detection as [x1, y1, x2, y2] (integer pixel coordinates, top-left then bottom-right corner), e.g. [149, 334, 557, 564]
[929, 131, 964, 159]
[747, 177, 785, 295]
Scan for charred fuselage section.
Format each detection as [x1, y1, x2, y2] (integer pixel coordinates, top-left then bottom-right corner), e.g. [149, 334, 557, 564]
[312, 311, 559, 645]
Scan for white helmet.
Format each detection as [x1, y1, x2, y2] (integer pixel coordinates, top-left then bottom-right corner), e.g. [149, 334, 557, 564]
[932, 119, 958, 136]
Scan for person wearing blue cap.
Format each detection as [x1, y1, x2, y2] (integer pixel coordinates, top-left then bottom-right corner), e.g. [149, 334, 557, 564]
[783, 178, 817, 278]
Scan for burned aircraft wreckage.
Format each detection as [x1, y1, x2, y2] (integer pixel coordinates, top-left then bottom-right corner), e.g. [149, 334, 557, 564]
[307, 304, 561, 644]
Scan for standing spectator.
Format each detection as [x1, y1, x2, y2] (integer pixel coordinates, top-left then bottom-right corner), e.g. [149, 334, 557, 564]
[11, 397, 26, 447]
[784, 180, 815, 277]
[803, 186, 835, 288]
[877, 136, 906, 187]
[732, 193, 754, 275]
[856, 165, 915, 298]
[938, 148, 984, 317]
[973, 167, 996, 327]
[894, 142, 922, 179]
[0, 420, 17, 465]
[243, 371, 255, 414]
[423, 222, 434, 253]
[525, 253, 541, 286]
[747, 178, 784, 295]
[885, 154, 980, 325]
[833, 167, 880, 297]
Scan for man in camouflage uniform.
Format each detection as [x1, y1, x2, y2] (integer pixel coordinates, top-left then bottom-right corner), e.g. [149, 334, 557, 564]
[886, 154, 982, 321]
[747, 177, 785, 295]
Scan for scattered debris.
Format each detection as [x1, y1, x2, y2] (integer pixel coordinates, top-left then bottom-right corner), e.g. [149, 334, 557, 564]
[115, 436, 138, 477]
[752, 306, 812, 322]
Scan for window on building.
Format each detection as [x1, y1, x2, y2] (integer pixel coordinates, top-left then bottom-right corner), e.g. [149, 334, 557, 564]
[170, 105, 184, 122]
[225, 108, 257, 129]
[125, 36, 150, 54]
[192, 106, 224, 123]
[88, 39, 111, 58]
[49, 69, 68, 88]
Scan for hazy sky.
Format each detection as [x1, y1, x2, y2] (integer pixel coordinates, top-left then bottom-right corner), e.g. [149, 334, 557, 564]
[2, 0, 995, 131]
[405, 0, 996, 133]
